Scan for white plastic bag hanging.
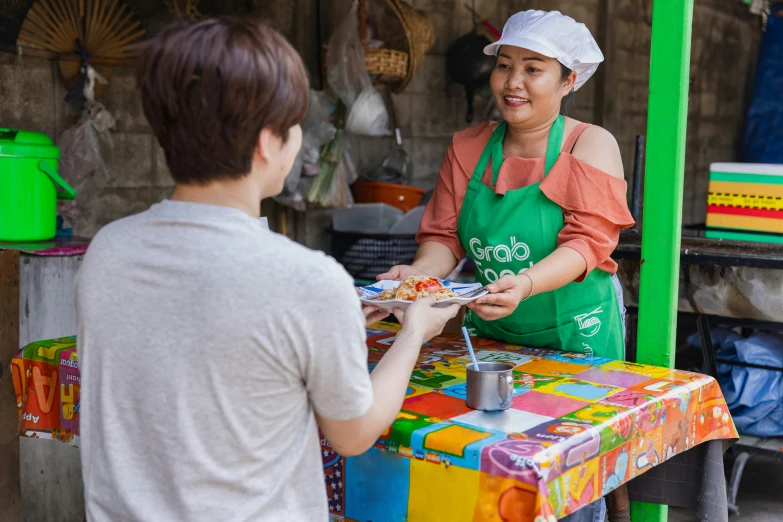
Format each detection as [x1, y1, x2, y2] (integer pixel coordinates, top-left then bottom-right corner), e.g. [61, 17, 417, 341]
[325, 2, 390, 136]
[345, 86, 390, 136]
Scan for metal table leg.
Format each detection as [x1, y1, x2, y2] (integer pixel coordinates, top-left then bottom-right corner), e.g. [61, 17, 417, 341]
[727, 451, 751, 516]
[696, 314, 718, 378]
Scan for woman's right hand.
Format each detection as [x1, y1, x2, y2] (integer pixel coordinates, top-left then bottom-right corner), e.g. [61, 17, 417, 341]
[377, 265, 432, 281]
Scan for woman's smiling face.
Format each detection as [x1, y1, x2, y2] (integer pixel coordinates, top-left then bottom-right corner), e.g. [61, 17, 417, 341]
[490, 45, 575, 126]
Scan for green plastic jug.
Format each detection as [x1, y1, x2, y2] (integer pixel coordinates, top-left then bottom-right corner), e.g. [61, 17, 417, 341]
[0, 128, 75, 241]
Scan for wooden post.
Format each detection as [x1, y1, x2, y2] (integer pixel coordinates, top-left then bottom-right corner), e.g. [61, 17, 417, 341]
[0, 250, 21, 521]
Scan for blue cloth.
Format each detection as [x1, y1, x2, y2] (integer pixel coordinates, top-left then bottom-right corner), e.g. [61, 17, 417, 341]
[744, 5, 783, 163]
[560, 498, 606, 522]
[689, 328, 783, 437]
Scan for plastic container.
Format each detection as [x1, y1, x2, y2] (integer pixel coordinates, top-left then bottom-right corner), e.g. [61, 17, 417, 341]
[389, 205, 425, 235]
[332, 203, 403, 233]
[0, 128, 75, 241]
[351, 180, 424, 213]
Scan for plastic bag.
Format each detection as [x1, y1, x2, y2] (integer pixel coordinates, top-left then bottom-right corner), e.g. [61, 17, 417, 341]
[325, 2, 389, 136]
[306, 129, 356, 209]
[744, 4, 783, 163]
[615, 261, 783, 323]
[56, 101, 116, 228]
[325, 3, 373, 109]
[275, 90, 337, 210]
[345, 86, 390, 136]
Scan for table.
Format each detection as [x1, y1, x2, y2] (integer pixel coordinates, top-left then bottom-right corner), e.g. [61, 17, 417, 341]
[613, 230, 783, 270]
[0, 236, 91, 257]
[614, 231, 783, 515]
[13, 326, 737, 521]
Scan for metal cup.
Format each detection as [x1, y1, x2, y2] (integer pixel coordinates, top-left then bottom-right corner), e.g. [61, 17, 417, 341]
[466, 362, 515, 411]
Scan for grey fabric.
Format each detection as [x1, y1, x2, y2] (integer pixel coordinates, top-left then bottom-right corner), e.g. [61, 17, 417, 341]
[76, 200, 373, 522]
[627, 439, 735, 522]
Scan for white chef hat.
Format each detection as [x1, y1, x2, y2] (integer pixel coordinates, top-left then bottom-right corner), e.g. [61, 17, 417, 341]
[484, 10, 604, 91]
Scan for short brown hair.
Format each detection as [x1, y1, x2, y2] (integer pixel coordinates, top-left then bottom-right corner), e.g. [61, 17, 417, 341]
[136, 17, 309, 184]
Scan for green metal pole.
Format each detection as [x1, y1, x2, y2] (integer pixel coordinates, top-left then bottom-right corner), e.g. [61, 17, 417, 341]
[632, 0, 694, 521]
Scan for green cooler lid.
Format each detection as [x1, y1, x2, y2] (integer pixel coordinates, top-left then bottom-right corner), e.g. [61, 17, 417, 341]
[0, 128, 59, 159]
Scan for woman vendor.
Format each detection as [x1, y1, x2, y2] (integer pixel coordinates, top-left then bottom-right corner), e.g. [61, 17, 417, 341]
[379, 10, 635, 521]
[380, 10, 634, 364]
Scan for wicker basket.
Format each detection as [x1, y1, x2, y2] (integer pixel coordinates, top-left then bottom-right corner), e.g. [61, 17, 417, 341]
[357, 0, 434, 92]
[365, 48, 408, 83]
[396, 1, 436, 92]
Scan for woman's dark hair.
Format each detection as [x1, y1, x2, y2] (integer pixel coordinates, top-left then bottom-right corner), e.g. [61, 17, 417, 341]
[560, 63, 575, 115]
[136, 17, 309, 185]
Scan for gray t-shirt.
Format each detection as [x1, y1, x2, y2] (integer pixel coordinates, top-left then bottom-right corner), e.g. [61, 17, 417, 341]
[76, 200, 373, 522]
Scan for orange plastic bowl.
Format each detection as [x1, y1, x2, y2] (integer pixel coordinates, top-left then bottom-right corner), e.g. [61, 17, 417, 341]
[351, 181, 425, 213]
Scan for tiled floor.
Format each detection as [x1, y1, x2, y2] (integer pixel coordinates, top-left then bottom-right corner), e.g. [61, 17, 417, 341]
[667, 454, 783, 522]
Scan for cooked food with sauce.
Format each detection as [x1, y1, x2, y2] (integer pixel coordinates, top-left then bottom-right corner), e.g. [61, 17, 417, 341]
[379, 277, 459, 301]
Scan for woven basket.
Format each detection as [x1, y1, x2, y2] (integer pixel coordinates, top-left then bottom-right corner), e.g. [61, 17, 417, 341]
[365, 48, 408, 83]
[357, 0, 434, 92]
[396, 1, 435, 92]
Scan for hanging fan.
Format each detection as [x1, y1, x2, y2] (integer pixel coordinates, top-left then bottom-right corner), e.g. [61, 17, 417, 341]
[17, 0, 145, 98]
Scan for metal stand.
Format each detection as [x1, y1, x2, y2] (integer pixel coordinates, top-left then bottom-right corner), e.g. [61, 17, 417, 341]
[696, 314, 718, 378]
[726, 451, 751, 516]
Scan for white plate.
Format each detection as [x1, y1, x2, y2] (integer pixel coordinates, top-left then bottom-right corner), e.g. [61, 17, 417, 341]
[358, 279, 487, 311]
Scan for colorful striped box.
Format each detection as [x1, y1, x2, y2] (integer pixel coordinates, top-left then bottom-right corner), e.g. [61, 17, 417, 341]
[706, 162, 783, 244]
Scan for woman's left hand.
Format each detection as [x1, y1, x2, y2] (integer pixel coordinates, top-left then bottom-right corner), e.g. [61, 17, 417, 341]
[467, 274, 531, 321]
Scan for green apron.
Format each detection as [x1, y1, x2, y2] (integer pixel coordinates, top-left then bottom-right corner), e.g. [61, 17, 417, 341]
[458, 116, 624, 360]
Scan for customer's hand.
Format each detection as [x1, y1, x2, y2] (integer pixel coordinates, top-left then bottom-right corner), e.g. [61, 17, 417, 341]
[363, 305, 390, 326]
[394, 297, 460, 343]
[467, 274, 530, 321]
[377, 265, 432, 281]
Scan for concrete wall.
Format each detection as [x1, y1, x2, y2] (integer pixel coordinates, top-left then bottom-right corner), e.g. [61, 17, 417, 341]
[320, 0, 761, 236]
[0, 53, 174, 238]
[0, 0, 762, 241]
[600, 0, 762, 225]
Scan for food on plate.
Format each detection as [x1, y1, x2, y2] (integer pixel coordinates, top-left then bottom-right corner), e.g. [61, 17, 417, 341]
[378, 276, 459, 301]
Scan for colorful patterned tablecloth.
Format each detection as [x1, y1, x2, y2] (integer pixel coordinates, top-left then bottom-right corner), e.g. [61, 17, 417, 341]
[12, 327, 737, 521]
[324, 324, 737, 522]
